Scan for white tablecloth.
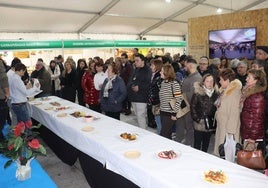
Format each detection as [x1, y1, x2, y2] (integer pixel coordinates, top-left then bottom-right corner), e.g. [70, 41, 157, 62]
[29, 96, 268, 188]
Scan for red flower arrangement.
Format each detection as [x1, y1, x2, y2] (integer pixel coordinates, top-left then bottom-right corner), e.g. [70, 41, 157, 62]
[0, 120, 46, 168]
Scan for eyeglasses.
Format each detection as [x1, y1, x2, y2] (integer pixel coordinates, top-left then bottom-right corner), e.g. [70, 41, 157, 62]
[199, 63, 208, 65]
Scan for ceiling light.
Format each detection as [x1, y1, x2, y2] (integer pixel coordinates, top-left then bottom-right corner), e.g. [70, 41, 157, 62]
[165, 0, 172, 3]
[217, 8, 222, 13]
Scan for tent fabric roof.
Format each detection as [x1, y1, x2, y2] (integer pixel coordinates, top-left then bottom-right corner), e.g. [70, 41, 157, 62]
[0, 0, 267, 37]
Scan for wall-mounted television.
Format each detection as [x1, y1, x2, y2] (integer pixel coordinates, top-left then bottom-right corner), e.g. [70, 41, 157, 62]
[209, 27, 256, 60]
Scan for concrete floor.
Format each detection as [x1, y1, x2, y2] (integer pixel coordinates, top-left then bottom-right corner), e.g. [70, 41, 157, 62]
[36, 111, 215, 188]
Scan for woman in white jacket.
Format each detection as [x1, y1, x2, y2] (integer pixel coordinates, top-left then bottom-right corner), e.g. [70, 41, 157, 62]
[48, 60, 61, 96]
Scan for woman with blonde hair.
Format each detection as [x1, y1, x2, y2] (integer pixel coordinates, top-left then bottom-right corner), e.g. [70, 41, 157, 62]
[159, 64, 183, 139]
[60, 59, 76, 102]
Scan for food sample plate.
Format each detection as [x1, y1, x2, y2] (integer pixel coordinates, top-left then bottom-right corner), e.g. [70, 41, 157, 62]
[32, 102, 42, 106]
[44, 106, 53, 110]
[40, 97, 51, 101]
[203, 170, 227, 184]
[120, 132, 137, 141]
[124, 150, 141, 159]
[158, 150, 180, 159]
[70, 111, 85, 118]
[50, 102, 61, 106]
[55, 106, 70, 111]
[56, 113, 67, 117]
[81, 126, 94, 132]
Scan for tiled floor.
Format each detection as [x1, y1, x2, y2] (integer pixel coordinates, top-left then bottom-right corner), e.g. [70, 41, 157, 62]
[37, 111, 215, 188]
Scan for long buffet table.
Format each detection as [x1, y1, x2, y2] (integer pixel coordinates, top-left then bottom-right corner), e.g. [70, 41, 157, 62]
[29, 96, 268, 188]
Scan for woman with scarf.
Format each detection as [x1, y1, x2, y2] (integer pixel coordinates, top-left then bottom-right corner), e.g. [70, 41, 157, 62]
[191, 74, 219, 152]
[99, 63, 127, 120]
[240, 69, 267, 153]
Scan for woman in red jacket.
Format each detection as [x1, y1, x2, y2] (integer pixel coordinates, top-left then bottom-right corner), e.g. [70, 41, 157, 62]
[240, 69, 267, 150]
[81, 61, 101, 113]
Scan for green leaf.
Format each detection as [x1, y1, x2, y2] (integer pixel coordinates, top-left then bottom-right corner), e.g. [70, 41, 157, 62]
[14, 137, 23, 151]
[4, 160, 13, 169]
[39, 145, 46, 155]
[26, 148, 33, 159]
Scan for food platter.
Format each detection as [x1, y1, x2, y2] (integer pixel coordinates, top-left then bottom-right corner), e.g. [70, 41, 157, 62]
[50, 102, 61, 106]
[120, 132, 137, 141]
[32, 102, 42, 106]
[70, 111, 86, 118]
[44, 106, 53, 110]
[124, 150, 141, 159]
[157, 150, 180, 159]
[203, 170, 227, 184]
[81, 126, 94, 132]
[55, 106, 70, 111]
[40, 97, 51, 101]
[56, 113, 67, 117]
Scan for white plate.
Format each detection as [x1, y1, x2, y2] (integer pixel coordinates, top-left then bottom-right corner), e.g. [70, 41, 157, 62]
[124, 150, 141, 159]
[157, 150, 181, 159]
[56, 113, 67, 117]
[81, 126, 94, 132]
[44, 106, 53, 110]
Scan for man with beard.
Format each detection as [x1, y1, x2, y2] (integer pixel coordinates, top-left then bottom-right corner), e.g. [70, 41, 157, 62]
[175, 58, 202, 146]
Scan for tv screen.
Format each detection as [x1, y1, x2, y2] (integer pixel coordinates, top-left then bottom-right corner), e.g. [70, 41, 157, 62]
[209, 27, 256, 60]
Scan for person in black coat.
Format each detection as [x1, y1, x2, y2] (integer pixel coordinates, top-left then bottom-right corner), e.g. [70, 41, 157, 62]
[148, 59, 163, 134]
[75, 59, 87, 106]
[60, 60, 76, 102]
[190, 74, 219, 152]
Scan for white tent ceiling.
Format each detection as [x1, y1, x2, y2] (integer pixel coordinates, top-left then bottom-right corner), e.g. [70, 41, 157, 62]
[0, 0, 267, 37]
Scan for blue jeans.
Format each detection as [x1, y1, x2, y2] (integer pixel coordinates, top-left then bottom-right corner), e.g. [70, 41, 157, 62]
[155, 115, 162, 134]
[12, 103, 31, 123]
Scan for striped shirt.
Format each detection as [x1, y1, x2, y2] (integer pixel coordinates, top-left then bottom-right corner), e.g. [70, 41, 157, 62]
[159, 80, 183, 113]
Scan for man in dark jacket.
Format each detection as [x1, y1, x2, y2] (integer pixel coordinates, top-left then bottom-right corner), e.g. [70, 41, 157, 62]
[120, 53, 133, 115]
[0, 60, 9, 141]
[31, 58, 51, 97]
[127, 53, 151, 129]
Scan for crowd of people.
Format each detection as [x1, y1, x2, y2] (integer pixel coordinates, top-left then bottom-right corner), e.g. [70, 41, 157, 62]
[1, 46, 268, 165]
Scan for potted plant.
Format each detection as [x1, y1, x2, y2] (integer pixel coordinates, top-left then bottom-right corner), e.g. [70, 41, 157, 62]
[0, 120, 46, 180]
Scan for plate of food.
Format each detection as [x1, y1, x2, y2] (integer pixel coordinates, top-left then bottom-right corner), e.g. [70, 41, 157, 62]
[81, 125, 94, 132]
[124, 150, 141, 159]
[157, 150, 180, 159]
[120, 132, 137, 141]
[55, 106, 70, 111]
[44, 106, 53, 110]
[50, 101, 61, 106]
[70, 111, 85, 118]
[32, 102, 42, 106]
[56, 113, 67, 117]
[203, 170, 227, 184]
[40, 97, 51, 101]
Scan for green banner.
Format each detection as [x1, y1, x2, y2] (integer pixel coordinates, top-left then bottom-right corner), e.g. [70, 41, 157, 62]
[0, 40, 186, 50]
[0, 41, 62, 50]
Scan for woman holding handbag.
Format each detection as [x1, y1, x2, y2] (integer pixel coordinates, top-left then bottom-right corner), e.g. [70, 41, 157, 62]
[148, 59, 163, 134]
[190, 74, 219, 152]
[240, 69, 267, 153]
[159, 64, 183, 139]
[214, 68, 242, 157]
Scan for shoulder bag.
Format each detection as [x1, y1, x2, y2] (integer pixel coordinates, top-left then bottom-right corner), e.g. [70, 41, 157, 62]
[237, 141, 266, 169]
[169, 82, 190, 119]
